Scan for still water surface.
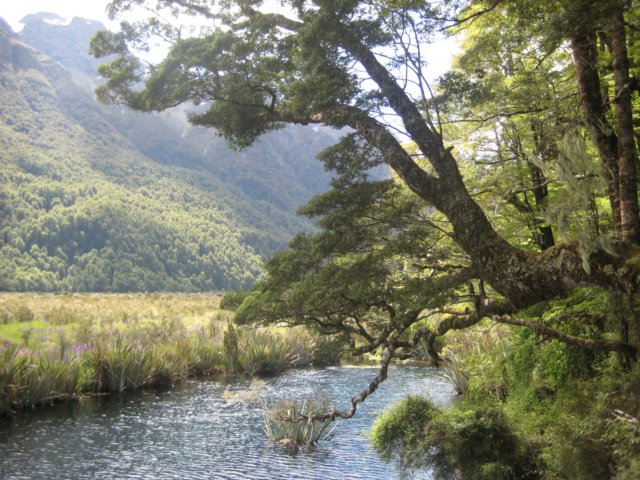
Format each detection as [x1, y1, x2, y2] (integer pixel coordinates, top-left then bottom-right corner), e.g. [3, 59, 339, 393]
[0, 365, 453, 480]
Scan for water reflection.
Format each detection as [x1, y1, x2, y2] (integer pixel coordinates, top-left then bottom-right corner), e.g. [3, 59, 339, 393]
[0, 365, 453, 480]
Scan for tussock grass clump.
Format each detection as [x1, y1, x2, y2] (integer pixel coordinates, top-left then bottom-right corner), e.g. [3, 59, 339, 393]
[437, 356, 470, 395]
[282, 329, 345, 367]
[223, 377, 265, 404]
[15, 356, 82, 408]
[0, 346, 27, 414]
[0, 346, 82, 413]
[85, 340, 191, 393]
[239, 329, 290, 375]
[222, 323, 241, 374]
[184, 341, 223, 377]
[262, 397, 337, 448]
[87, 340, 156, 393]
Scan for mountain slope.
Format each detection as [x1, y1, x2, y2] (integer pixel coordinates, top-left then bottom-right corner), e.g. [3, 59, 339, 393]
[0, 16, 336, 292]
[18, 13, 338, 213]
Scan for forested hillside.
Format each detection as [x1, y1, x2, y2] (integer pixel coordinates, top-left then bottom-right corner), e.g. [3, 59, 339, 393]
[0, 15, 337, 292]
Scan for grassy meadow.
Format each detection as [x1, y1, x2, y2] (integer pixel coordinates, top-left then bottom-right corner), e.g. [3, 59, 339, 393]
[0, 293, 341, 416]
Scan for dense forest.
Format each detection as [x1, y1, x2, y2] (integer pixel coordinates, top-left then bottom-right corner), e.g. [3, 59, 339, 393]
[0, 14, 339, 292]
[94, 0, 640, 477]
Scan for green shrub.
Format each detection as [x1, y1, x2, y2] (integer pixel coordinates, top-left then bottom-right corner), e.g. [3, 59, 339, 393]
[220, 290, 247, 311]
[371, 396, 540, 479]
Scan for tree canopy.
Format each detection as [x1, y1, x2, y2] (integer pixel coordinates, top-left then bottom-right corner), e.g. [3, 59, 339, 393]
[93, 0, 640, 474]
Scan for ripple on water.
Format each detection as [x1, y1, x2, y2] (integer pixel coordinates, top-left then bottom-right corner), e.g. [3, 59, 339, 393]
[0, 365, 452, 480]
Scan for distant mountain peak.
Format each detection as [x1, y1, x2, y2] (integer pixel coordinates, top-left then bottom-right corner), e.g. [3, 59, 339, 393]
[21, 12, 67, 23]
[0, 16, 52, 71]
[20, 12, 103, 28]
[18, 12, 105, 76]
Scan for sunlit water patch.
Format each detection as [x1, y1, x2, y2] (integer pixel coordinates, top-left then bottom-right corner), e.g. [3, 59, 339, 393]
[0, 365, 453, 479]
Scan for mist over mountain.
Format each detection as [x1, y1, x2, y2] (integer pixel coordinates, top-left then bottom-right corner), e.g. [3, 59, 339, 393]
[0, 14, 339, 292]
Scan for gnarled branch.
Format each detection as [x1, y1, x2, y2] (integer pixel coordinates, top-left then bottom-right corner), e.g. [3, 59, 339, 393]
[493, 315, 638, 358]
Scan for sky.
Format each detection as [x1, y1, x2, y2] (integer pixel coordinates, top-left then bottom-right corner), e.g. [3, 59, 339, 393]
[2, 0, 114, 32]
[1, 0, 457, 80]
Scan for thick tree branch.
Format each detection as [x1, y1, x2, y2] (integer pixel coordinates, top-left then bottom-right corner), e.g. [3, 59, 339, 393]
[239, 5, 302, 31]
[493, 315, 638, 358]
[272, 107, 442, 203]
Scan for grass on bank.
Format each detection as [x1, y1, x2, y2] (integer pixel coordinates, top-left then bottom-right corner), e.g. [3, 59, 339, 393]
[0, 293, 342, 416]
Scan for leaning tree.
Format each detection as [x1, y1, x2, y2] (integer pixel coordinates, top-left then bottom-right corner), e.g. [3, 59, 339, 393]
[92, 0, 640, 417]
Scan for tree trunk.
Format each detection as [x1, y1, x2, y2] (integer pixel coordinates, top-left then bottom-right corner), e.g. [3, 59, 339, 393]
[341, 30, 624, 308]
[610, 10, 640, 243]
[529, 121, 555, 250]
[571, 32, 622, 235]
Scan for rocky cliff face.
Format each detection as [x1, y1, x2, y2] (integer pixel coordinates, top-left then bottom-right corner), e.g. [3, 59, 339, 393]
[0, 19, 41, 71]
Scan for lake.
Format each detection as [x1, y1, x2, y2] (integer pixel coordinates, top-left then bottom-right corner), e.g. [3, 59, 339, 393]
[0, 365, 453, 479]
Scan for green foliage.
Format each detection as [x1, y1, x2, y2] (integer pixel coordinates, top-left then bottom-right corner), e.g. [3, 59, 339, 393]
[428, 290, 640, 479]
[220, 290, 248, 311]
[530, 362, 640, 480]
[371, 396, 539, 479]
[0, 60, 267, 291]
[0, 16, 341, 293]
[370, 396, 438, 467]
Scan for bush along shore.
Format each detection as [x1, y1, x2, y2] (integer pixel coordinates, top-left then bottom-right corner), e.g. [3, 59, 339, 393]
[0, 293, 342, 416]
